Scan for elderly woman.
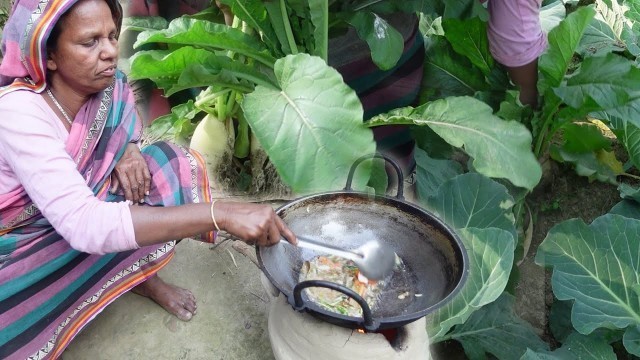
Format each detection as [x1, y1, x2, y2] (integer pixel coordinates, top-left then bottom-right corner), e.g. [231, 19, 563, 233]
[0, 0, 296, 358]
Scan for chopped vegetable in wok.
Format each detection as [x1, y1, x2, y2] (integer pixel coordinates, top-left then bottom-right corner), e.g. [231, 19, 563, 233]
[299, 255, 383, 317]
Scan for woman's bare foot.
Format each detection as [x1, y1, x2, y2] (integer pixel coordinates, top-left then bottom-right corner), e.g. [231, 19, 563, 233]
[132, 274, 197, 321]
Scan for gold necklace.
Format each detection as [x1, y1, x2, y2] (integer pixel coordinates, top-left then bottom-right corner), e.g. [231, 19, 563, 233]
[46, 88, 73, 125]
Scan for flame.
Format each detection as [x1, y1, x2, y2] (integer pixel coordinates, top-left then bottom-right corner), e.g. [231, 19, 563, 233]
[357, 329, 365, 334]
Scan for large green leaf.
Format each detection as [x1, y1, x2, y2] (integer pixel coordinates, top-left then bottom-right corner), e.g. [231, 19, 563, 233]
[626, 0, 640, 23]
[554, 53, 640, 128]
[129, 48, 214, 88]
[600, 112, 640, 170]
[366, 97, 542, 190]
[420, 38, 488, 102]
[539, 6, 596, 92]
[578, 17, 626, 57]
[414, 147, 463, 200]
[624, 325, 640, 356]
[561, 122, 611, 153]
[520, 332, 616, 360]
[450, 294, 548, 360]
[347, 12, 404, 71]
[442, 17, 493, 76]
[540, 0, 566, 33]
[535, 214, 640, 334]
[134, 17, 276, 67]
[129, 47, 273, 95]
[122, 16, 168, 33]
[427, 227, 515, 340]
[610, 199, 640, 220]
[217, 0, 279, 54]
[241, 54, 374, 194]
[308, 0, 328, 60]
[425, 173, 516, 237]
[442, 0, 488, 20]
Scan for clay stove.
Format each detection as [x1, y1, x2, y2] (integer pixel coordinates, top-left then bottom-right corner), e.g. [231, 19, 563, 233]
[261, 274, 431, 360]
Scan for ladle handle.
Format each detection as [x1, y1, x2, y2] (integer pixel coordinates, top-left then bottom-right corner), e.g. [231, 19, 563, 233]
[344, 153, 404, 200]
[281, 235, 363, 263]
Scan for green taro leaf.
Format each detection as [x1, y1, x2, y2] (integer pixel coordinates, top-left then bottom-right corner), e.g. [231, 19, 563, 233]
[554, 53, 640, 127]
[624, 325, 640, 356]
[414, 147, 463, 200]
[241, 54, 375, 194]
[347, 12, 404, 71]
[366, 97, 542, 190]
[535, 214, 640, 334]
[134, 17, 276, 67]
[539, 6, 596, 92]
[442, 17, 493, 76]
[427, 228, 515, 341]
[520, 332, 616, 360]
[424, 173, 516, 237]
[450, 293, 549, 359]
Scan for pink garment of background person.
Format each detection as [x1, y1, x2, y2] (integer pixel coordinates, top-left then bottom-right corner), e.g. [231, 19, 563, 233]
[487, 0, 548, 67]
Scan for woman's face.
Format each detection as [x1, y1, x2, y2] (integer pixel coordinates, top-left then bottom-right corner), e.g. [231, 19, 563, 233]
[46, 0, 119, 96]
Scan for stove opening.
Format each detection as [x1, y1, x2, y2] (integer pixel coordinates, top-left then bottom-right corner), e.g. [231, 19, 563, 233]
[358, 327, 403, 348]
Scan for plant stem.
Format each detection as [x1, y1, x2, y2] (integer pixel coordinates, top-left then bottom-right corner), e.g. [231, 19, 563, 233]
[280, 0, 298, 54]
[621, 172, 640, 180]
[217, 95, 227, 120]
[534, 106, 559, 157]
[195, 88, 231, 109]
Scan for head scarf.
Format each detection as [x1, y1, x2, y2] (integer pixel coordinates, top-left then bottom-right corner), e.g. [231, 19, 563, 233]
[0, 0, 122, 93]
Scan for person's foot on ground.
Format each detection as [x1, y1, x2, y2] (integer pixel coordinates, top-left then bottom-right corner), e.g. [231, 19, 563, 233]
[132, 274, 197, 321]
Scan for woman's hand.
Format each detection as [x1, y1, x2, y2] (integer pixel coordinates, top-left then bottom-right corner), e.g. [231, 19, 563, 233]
[110, 143, 151, 204]
[215, 202, 297, 247]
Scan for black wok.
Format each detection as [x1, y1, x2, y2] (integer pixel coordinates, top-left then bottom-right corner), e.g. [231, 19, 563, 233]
[257, 154, 468, 331]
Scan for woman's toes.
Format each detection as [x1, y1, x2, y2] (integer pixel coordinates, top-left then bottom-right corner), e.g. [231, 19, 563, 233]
[175, 307, 193, 321]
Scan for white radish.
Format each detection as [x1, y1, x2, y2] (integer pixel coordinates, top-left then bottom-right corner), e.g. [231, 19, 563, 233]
[190, 113, 235, 190]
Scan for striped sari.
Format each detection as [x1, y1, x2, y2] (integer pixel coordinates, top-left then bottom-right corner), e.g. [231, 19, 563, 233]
[0, 1, 213, 359]
[329, 12, 424, 173]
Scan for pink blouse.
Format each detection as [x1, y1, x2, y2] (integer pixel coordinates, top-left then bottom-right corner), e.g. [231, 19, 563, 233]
[0, 90, 138, 254]
[487, 0, 548, 67]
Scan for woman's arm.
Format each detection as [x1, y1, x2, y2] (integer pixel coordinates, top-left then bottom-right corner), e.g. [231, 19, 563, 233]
[130, 201, 295, 247]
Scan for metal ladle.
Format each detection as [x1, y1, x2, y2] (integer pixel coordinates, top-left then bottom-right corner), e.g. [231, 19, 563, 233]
[281, 235, 396, 280]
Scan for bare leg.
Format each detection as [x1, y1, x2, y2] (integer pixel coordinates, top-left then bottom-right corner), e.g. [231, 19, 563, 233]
[131, 274, 197, 321]
[506, 59, 540, 109]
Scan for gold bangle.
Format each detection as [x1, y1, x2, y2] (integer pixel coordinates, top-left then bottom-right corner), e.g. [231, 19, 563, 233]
[210, 200, 221, 232]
